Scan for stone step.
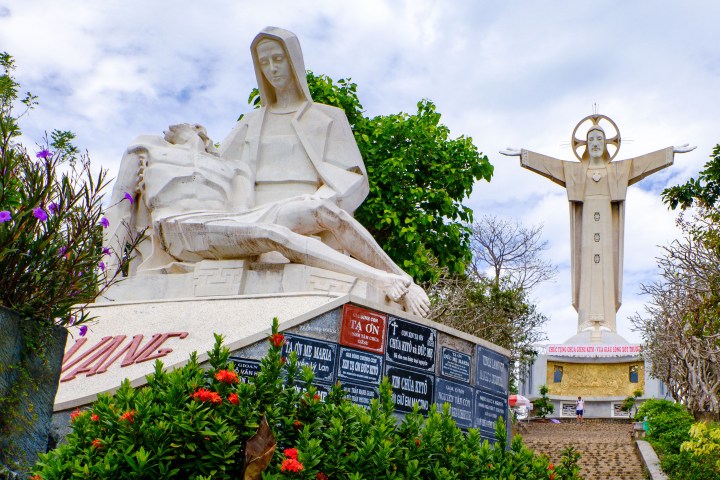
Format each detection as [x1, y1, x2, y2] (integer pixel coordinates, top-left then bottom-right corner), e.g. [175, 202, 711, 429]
[520, 421, 646, 480]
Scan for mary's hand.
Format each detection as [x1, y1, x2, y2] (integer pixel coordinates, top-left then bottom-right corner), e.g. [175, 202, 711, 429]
[673, 144, 696, 154]
[500, 148, 522, 157]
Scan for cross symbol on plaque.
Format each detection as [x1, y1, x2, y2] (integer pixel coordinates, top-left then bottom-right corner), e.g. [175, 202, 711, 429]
[592, 171, 602, 182]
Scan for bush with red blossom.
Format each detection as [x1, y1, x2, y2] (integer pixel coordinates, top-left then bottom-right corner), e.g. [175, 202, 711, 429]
[32, 318, 581, 479]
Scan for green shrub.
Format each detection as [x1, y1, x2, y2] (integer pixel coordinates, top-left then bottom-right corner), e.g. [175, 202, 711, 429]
[637, 399, 719, 480]
[534, 385, 554, 419]
[33, 318, 580, 479]
[636, 399, 694, 455]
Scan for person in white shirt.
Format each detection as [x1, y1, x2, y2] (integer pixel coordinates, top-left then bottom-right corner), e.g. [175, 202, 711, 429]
[576, 396, 585, 423]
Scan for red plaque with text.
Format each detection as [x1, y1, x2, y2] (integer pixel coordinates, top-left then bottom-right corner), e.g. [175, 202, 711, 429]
[340, 304, 387, 354]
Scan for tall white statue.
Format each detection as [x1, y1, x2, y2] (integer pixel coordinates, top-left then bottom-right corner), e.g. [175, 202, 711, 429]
[502, 114, 694, 336]
[105, 27, 430, 317]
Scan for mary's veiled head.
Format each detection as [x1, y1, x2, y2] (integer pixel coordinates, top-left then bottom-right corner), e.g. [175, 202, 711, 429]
[251, 27, 312, 107]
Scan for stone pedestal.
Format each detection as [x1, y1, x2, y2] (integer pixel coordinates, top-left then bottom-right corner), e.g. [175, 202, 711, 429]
[53, 285, 512, 443]
[519, 331, 667, 418]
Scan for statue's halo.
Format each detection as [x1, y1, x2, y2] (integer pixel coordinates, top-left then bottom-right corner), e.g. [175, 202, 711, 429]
[571, 114, 621, 161]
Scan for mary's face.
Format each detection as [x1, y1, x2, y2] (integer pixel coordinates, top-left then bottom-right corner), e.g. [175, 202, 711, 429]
[257, 39, 293, 92]
[587, 129, 605, 161]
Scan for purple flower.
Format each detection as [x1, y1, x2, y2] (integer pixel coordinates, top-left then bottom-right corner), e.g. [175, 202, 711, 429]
[99, 261, 105, 272]
[79, 325, 88, 336]
[69, 315, 76, 326]
[123, 192, 134, 205]
[48, 202, 59, 214]
[33, 207, 48, 222]
[0, 210, 11, 223]
[100, 217, 109, 228]
[36, 149, 52, 159]
[102, 247, 111, 256]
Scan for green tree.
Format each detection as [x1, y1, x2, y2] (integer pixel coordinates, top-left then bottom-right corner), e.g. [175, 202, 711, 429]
[248, 72, 493, 283]
[0, 52, 138, 473]
[663, 144, 720, 215]
[631, 144, 720, 419]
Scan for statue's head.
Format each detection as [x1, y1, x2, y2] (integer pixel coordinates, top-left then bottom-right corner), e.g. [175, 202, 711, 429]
[586, 125, 608, 162]
[582, 124, 614, 163]
[164, 123, 215, 154]
[251, 27, 312, 106]
[572, 113, 620, 163]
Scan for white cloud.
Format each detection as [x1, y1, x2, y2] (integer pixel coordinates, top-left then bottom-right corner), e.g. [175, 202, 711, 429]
[2, 0, 718, 347]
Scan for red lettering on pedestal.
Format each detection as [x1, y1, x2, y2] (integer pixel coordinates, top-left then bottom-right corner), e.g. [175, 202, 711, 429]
[60, 331, 189, 382]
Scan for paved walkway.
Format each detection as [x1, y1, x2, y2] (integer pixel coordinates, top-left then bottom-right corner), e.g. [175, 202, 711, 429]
[520, 420, 645, 480]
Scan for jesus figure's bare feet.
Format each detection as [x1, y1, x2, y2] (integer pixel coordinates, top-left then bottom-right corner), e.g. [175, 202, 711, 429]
[380, 273, 411, 303]
[401, 283, 431, 317]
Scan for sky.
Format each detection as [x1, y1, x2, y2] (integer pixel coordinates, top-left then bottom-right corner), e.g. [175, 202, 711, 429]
[1, 0, 718, 345]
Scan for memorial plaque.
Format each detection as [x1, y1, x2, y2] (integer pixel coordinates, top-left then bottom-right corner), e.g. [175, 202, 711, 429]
[475, 345, 509, 395]
[385, 363, 434, 414]
[293, 381, 331, 402]
[440, 347, 471, 383]
[341, 381, 378, 409]
[435, 379, 474, 428]
[474, 389, 507, 438]
[229, 357, 261, 383]
[337, 347, 383, 385]
[385, 316, 436, 372]
[340, 304, 387, 354]
[282, 334, 338, 383]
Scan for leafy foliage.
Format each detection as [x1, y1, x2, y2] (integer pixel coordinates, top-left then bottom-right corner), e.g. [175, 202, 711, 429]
[663, 144, 720, 215]
[0, 52, 138, 326]
[429, 275, 547, 391]
[247, 72, 493, 283]
[0, 52, 142, 471]
[620, 389, 643, 420]
[533, 385, 554, 419]
[33, 319, 580, 479]
[681, 422, 720, 475]
[635, 399, 719, 480]
[634, 174, 720, 416]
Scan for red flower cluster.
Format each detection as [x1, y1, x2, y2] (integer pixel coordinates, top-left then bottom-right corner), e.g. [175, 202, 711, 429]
[70, 409, 82, 422]
[30, 476, 41, 480]
[280, 446, 304, 473]
[91, 438, 103, 449]
[549, 474, 555, 480]
[214, 369, 239, 384]
[91, 413, 99, 422]
[315, 473, 329, 480]
[228, 393, 239, 405]
[548, 462, 554, 470]
[270, 333, 285, 347]
[293, 420, 303, 430]
[191, 388, 222, 404]
[119, 410, 136, 423]
[280, 458, 304, 473]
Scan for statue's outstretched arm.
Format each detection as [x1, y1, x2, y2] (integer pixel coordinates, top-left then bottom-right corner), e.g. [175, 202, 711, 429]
[500, 148, 522, 156]
[673, 144, 696, 154]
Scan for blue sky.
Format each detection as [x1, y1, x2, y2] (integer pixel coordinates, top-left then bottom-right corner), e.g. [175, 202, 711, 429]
[2, 0, 718, 344]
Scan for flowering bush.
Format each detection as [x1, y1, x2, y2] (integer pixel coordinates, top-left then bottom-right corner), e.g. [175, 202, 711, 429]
[0, 52, 139, 328]
[32, 318, 581, 479]
[1, 51, 143, 473]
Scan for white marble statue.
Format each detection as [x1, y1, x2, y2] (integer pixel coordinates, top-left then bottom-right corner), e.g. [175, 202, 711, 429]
[501, 114, 695, 334]
[105, 27, 430, 317]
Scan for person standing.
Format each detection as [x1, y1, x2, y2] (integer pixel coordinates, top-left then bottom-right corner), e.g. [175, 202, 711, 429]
[576, 396, 585, 423]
